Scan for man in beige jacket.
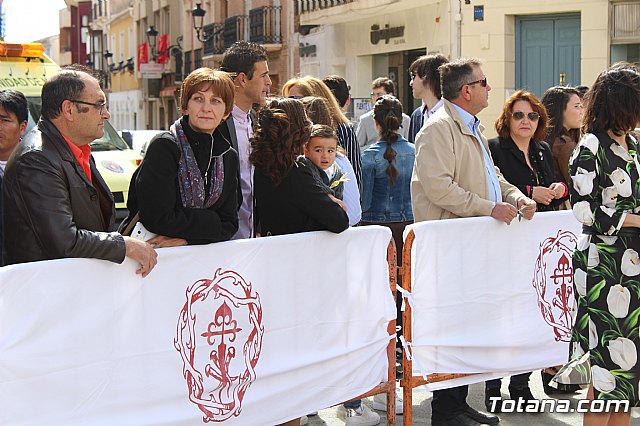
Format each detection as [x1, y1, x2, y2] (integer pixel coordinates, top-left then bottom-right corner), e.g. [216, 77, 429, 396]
[410, 58, 536, 426]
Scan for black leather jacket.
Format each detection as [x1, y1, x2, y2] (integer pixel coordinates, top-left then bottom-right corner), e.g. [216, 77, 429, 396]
[2, 119, 125, 265]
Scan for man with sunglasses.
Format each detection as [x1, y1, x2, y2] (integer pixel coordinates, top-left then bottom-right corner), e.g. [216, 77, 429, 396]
[411, 59, 536, 426]
[2, 66, 157, 276]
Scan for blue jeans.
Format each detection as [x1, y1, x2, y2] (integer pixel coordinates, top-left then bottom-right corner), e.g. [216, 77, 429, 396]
[486, 372, 531, 390]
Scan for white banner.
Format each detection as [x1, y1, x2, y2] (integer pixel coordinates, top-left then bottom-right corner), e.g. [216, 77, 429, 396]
[407, 211, 582, 387]
[0, 226, 396, 426]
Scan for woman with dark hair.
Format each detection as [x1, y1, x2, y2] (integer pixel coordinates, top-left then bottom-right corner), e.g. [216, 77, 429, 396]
[120, 68, 238, 246]
[250, 97, 348, 237]
[361, 96, 414, 407]
[559, 62, 640, 425]
[484, 90, 571, 411]
[361, 95, 415, 226]
[541, 86, 583, 187]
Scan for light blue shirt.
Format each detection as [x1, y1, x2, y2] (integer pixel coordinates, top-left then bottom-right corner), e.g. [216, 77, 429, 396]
[451, 103, 502, 204]
[231, 105, 254, 239]
[334, 154, 361, 226]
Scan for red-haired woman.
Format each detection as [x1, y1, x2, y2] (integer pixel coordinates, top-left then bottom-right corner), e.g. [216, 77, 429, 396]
[488, 89, 568, 213]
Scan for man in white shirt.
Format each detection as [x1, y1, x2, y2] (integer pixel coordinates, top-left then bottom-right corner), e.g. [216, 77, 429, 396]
[219, 42, 272, 239]
[407, 53, 449, 142]
[356, 78, 410, 150]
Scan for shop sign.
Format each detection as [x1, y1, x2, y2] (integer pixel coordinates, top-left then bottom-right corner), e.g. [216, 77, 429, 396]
[299, 43, 317, 58]
[370, 24, 405, 45]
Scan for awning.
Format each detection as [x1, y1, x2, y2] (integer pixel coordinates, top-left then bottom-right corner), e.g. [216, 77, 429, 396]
[160, 85, 178, 97]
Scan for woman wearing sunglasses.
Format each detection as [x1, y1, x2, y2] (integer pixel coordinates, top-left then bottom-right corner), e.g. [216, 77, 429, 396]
[488, 90, 569, 214]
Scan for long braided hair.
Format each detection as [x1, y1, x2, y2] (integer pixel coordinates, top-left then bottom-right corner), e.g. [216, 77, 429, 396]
[373, 95, 403, 184]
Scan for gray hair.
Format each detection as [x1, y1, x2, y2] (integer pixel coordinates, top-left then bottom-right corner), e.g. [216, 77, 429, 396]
[439, 58, 482, 101]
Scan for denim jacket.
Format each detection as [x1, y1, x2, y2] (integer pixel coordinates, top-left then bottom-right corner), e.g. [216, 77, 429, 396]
[361, 137, 415, 222]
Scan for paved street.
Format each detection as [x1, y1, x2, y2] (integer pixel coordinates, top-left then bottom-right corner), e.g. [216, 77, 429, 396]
[307, 370, 640, 425]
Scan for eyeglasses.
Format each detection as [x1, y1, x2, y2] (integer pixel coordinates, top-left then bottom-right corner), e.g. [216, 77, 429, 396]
[288, 95, 304, 99]
[512, 111, 540, 121]
[69, 99, 108, 114]
[371, 92, 386, 99]
[461, 77, 488, 90]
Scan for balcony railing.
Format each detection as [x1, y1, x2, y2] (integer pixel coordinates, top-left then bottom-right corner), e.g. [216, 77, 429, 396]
[296, 0, 354, 14]
[249, 6, 282, 44]
[203, 23, 225, 56]
[224, 15, 248, 50]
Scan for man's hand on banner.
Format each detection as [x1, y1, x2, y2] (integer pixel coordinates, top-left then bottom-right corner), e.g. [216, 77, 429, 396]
[517, 198, 537, 221]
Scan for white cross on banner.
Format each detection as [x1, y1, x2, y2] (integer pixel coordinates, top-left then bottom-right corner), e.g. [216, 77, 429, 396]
[0, 227, 396, 425]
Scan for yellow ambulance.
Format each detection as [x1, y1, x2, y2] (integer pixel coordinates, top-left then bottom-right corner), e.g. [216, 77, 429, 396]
[0, 41, 141, 219]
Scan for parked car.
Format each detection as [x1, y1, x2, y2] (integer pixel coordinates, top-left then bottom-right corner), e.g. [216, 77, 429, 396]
[120, 129, 166, 156]
[92, 121, 142, 219]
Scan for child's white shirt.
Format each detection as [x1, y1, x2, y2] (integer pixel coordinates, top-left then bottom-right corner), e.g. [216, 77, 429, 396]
[324, 163, 337, 180]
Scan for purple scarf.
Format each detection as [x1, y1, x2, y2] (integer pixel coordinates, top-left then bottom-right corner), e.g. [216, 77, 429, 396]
[170, 119, 224, 209]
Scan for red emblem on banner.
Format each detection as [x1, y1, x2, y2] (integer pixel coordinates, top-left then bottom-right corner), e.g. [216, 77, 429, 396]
[175, 269, 263, 422]
[532, 230, 577, 342]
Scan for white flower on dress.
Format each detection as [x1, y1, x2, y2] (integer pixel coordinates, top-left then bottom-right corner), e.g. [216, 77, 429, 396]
[572, 167, 596, 196]
[582, 134, 600, 155]
[574, 268, 587, 297]
[570, 147, 580, 165]
[610, 168, 632, 197]
[610, 143, 633, 162]
[588, 243, 600, 268]
[622, 249, 640, 277]
[592, 366, 616, 393]
[589, 318, 599, 349]
[577, 234, 591, 250]
[606, 284, 631, 317]
[600, 206, 616, 217]
[573, 201, 594, 226]
[573, 341, 585, 358]
[602, 186, 618, 209]
[599, 236, 618, 245]
[608, 337, 637, 370]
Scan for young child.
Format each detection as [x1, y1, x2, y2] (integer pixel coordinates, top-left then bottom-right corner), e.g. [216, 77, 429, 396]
[302, 124, 346, 200]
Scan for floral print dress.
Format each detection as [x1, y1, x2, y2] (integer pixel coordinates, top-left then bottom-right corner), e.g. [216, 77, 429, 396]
[562, 132, 640, 404]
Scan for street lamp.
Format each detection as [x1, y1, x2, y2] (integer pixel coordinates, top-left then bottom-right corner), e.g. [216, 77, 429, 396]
[146, 25, 159, 60]
[191, 3, 211, 43]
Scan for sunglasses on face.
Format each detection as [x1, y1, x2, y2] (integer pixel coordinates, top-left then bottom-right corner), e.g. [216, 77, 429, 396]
[461, 77, 488, 90]
[512, 111, 540, 121]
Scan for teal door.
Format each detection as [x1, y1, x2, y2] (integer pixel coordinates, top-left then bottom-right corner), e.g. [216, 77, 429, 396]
[516, 14, 581, 97]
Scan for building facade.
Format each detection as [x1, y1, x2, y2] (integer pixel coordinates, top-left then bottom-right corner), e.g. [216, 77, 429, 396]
[61, 0, 91, 66]
[296, 0, 640, 135]
[107, 0, 144, 131]
[196, 0, 295, 95]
